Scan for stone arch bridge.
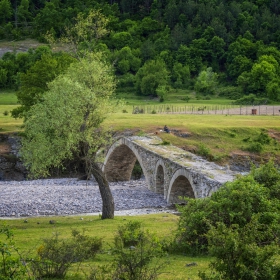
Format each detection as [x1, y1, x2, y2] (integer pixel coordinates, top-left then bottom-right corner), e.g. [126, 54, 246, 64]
[103, 136, 237, 204]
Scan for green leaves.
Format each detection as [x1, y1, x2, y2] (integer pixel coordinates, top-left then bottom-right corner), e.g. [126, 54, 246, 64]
[194, 67, 218, 95]
[135, 59, 169, 96]
[175, 162, 280, 259]
[21, 52, 116, 178]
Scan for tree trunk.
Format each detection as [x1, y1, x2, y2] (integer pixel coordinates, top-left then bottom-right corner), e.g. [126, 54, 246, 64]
[91, 162, 114, 219]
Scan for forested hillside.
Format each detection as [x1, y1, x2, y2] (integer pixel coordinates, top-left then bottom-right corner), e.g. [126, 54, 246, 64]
[1, 0, 280, 102]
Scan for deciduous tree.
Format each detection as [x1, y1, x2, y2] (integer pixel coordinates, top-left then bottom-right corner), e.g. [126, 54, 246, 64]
[21, 53, 116, 219]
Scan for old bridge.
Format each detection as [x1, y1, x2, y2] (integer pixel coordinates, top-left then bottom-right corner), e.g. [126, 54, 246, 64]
[103, 136, 237, 204]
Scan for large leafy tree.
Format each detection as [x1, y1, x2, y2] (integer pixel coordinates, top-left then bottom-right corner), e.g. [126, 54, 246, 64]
[21, 53, 116, 219]
[194, 67, 218, 95]
[135, 59, 169, 96]
[11, 52, 75, 118]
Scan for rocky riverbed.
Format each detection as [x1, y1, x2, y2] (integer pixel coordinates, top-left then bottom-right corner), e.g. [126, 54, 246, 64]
[0, 178, 175, 218]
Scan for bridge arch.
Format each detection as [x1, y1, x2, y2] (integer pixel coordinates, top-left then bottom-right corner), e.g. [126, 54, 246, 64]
[167, 169, 196, 203]
[103, 139, 149, 182]
[154, 159, 166, 196]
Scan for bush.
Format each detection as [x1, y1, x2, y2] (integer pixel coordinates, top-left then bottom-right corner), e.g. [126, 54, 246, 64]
[181, 96, 190, 102]
[251, 160, 280, 199]
[218, 86, 242, 100]
[31, 229, 102, 279]
[233, 94, 268, 105]
[197, 144, 212, 159]
[200, 219, 280, 280]
[256, 131, 271, 144]
[3, 110, 9, 116]
[174, 164, 280, 256]
[111, 221, 166, 280]
[246, 142, 263, 153]
[160, 140, 170, 145]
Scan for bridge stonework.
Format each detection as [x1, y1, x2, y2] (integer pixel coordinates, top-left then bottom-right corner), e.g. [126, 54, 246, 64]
[103, 136, 237, 203]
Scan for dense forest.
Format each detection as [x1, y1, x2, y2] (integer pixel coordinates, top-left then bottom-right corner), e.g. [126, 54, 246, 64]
[1, 0, 280, 105]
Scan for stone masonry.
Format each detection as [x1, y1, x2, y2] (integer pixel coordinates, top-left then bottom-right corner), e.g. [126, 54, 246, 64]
[103, 136, 238, 203]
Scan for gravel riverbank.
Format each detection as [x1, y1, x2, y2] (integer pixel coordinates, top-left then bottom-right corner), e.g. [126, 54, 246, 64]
[0, 178, 175, 218]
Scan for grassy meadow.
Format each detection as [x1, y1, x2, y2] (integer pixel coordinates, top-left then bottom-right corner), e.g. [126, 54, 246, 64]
[1, 90, 280, 160]
[1, 214, 212, 280]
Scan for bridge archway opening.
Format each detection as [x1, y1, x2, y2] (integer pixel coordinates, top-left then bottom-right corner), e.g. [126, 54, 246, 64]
[169, 175, 195, 204]
[155, 165, 164, 194]
[131, 160, 144, 180]
[104, 144, 145, 182]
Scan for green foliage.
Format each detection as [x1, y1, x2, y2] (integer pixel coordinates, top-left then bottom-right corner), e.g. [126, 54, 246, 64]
[31, 229, 102, 279]
[200, 220, 280, 280]
[194, 68, 218, 95]
[115, 221, 143, 247]
[111, 221, 166, 280]
[131, 160, 143, 180]
[20, 52, 116, 219]
[0, 0, 12, 25]
[160, 140, 171, 145]
[256, 131, 271, 144]
[246, 142, 264, 153]
[217, 86, 242, 100]
[175, 162, 280, 257]
[11, 51, 76, 118]
[135, 59, 169, 96]
[20, 52, 115, 178]
[245, 131, 272, 153]
[233, 94, 268, 105]
[0, 224, 27, 279]
[251, 160, 280, 199]
[197, 143, 212, 159]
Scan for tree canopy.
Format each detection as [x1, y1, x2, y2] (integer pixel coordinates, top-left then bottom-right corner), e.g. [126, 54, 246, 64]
[21, 52, 116, 219]
[2, 0, 280, 101]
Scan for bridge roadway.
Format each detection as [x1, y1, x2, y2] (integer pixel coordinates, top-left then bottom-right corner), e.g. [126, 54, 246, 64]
[103, 136, 238, 204]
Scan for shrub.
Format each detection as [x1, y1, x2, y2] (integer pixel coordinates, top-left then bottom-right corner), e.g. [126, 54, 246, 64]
[200, 219, 280, 280]
[115, 221, 144, 247]
[256, 131, 271, 144]
[233, 94, 268, 105]
[174, 164, 280, 256]
[181, 96, 190, 102]
[3, 110, 9, 116]
[246, 142, 263, 153]
[197, 143, 211, 158]
[111, 221, 166, 280]
[160, 140, 170, 145]
[31, 229, 102, 279]
[251, 160, 280, 199]
[218, 86, 242, 100]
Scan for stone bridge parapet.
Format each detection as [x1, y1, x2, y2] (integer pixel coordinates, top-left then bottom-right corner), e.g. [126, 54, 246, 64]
[103, 136, 238, 203]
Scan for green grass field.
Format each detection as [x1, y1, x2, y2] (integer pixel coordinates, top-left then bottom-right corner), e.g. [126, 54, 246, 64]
[1, 91, 280, 162]
[1, 214, 212, 279]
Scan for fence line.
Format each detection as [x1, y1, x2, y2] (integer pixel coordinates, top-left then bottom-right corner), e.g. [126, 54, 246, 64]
[131, 105, 280, 116]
